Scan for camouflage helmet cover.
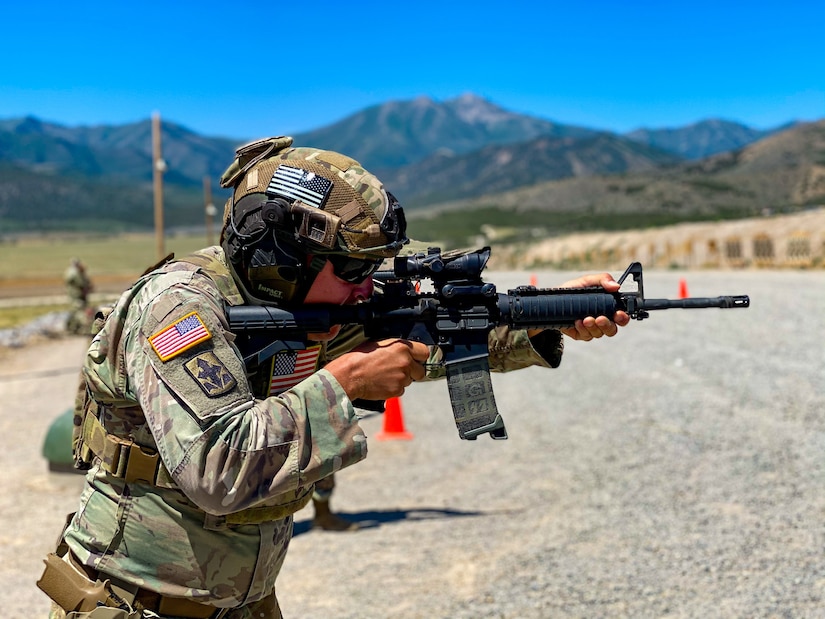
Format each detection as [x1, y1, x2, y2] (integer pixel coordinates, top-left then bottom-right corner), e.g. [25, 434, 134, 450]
[219, 136, 407, 260]
[218, 136, 407, 304]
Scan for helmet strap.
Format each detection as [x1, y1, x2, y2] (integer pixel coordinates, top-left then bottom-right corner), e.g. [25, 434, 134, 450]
[289, 254, 327, 305]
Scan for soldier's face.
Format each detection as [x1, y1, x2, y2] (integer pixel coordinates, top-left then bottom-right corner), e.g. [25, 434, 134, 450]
[304, 259, 374, 305]
[303, 260, 374, 341]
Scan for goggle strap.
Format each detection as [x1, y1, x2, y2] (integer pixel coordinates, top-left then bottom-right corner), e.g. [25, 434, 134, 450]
[308, 255, 327, 275]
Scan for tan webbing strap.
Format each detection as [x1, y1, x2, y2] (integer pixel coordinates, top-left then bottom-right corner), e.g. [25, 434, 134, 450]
[337, 199, 364, 225]
[315, 150, 356, 172]
[122, 443, 160, 485]
[225, 487, 313, 524]
[81, 414, 175, 488]
[204, 487, 314, 529]
[219, 136, 294, 188]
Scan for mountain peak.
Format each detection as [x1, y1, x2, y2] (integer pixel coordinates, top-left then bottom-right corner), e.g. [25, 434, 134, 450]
[445, 93, 511, 125]
[625, 119, 774, 159]
[411, 95, 436, 107]
[9, 115, 45, 134]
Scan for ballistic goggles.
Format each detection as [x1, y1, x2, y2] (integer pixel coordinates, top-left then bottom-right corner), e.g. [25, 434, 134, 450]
[326, 254, 383, 284]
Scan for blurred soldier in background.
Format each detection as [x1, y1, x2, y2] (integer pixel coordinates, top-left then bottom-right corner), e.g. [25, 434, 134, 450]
[39, 136, 627, 618]
[63, 257, 93, 335]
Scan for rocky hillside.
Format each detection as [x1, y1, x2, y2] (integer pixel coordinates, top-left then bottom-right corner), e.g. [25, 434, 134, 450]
[381, 131, 683, 207]
[406, 120, 825, 247]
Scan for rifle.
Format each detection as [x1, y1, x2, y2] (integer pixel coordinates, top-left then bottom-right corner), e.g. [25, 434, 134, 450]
[227, 247, 749, 441]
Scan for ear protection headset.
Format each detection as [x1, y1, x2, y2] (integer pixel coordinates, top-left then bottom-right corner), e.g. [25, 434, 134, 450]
[224, 194, 328, 305]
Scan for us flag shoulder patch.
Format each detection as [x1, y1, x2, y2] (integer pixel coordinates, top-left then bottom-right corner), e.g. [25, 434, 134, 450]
[267, 165, 332, 209]
[149, 311, 212, 362]
[269, 345, 322, 396]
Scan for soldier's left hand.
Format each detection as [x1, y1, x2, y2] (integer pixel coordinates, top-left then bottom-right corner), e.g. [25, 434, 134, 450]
[558, 273, 630, 341]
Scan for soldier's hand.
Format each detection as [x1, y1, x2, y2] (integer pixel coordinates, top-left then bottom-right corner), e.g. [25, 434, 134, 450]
[558, 273, 630, 341]
[325, 338, 430, 401]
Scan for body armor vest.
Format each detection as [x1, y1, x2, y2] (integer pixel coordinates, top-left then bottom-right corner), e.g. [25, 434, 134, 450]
[73, 248, 315, 525]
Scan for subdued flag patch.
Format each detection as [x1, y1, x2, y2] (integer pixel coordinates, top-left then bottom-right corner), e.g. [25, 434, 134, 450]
[267, 165, 332, 209]
[149, 312, 211, 361]
[269, 345, 322, 395]
[184, 351, 237, 397]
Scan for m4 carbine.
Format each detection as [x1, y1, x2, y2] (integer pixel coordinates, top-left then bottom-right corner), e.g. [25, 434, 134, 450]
[227, 247, 749, 441]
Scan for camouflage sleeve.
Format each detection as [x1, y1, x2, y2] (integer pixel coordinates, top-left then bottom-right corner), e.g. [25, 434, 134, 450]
[124, 272, 366, 516]
[488, 326, 564, 371]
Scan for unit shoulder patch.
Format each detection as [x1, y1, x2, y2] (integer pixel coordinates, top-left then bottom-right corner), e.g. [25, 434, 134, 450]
[184, 351, 237, 397]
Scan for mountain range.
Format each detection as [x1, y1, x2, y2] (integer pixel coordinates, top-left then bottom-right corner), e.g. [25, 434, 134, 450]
[419, 119, 825, 246]
[0, 94, 819, 242]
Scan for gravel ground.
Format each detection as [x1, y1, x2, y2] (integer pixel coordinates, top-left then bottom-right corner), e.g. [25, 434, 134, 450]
[0, 311, 71, 348]
[2, 269, 824, 619]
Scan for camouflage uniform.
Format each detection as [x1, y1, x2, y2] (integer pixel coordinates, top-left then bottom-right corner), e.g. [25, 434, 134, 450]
[65, 259, 93, 335]
[65, 259, 92, 309]
[48, 245, 563, 618]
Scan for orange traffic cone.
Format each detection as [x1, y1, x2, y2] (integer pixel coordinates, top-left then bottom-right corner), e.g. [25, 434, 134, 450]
[678, 278, 689, 299]
[530, 274, 538, 287]
[375, 397, 413, 441]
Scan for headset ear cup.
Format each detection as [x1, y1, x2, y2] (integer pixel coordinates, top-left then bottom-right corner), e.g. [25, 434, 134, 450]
[261, 198, 292, 227]
[246, 245, 304, 303]
[382, 192, 407, 243]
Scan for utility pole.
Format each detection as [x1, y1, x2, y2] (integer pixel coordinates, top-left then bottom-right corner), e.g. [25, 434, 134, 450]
[152, 112, 167, 261]
[203, 176, 217, 246]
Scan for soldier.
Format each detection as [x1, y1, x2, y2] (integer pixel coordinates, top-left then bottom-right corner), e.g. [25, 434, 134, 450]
[64, 258, 93, 334]
[39, 137, 628, 618]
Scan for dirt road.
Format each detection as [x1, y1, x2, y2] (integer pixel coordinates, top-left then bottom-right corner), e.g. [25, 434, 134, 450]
[1, 336, 88, 619]
[3, 269, 824, 618]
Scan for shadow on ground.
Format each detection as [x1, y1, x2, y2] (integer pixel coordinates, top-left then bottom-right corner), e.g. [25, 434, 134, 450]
[292, 506, 495, 536]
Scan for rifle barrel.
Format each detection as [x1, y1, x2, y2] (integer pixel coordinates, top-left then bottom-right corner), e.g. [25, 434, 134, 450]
[642, 295, 750, 310]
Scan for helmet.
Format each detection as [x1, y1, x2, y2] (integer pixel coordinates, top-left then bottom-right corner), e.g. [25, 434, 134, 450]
[219, 136, 408, 305]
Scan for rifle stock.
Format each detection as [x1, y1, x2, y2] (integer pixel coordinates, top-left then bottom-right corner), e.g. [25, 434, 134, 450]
[227, 247, 750, 440]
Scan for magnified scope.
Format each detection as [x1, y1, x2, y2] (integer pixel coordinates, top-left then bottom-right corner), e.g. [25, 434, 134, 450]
[392, 247, 491, 281]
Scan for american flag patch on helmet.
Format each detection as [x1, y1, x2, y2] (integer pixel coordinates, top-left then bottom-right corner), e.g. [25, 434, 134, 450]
[149, 312, 212, 362]
[268, 165, 332, 209]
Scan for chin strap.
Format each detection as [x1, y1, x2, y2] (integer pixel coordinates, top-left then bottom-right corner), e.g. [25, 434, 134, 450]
[290, 254, 327, 304]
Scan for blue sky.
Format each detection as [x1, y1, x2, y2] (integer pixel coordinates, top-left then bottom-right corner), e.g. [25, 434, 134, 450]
[2, 1, 822, 141]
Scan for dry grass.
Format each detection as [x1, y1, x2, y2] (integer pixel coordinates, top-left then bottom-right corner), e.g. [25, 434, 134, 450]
[0, 231, 210, 282]
[0, 231, 212, 328]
